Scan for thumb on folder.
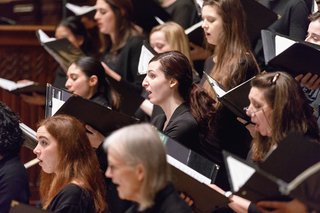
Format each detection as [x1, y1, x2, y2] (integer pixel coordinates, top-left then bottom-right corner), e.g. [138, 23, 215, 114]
[85, 124, 105, 148]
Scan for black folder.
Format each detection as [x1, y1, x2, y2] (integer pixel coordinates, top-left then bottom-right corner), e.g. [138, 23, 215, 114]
[224, 132, 320, 204]
[36, 30, 86, 71]
[54, 95, 139, 136]
[158, 133, 229, 213]
[204, 72, 254, 122]
[9, 201, 53, 213]
[240, 0, 278, 43]
[131, 0, 171, 33]
[108, 77, 145, 117]
[159, 131, 219, 183]
[170, 166, 230, 213]
[262, 29, 320, 76]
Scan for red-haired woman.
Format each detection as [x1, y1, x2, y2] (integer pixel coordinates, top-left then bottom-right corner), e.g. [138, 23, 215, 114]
[33, 115, 107, 213]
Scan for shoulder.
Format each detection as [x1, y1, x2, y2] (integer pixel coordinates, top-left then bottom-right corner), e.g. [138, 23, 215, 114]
[47, 184, 95, 213]
[0, 155, 29, 181]
[158, 184, 193, 213]
[126, 36, 144, 48]
[167, 104, 198, 133]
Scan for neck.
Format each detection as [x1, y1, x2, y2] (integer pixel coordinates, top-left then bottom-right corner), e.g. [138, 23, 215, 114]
[160, 94, 184, 128]
[87, 87, 99, 100]
[110, 32, 115, 45]
[161, 0, 177, 7]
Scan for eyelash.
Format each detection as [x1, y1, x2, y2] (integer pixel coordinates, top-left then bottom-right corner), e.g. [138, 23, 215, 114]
[40, 141, 47, 146]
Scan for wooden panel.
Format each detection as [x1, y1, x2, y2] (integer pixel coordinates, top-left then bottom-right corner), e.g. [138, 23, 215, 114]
[0, 25, 59, 204]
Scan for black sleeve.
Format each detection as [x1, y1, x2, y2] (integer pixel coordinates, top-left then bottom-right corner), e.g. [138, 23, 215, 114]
[248, 202, 262, 213]
[116, 36, 144, 94]
[288, 1, 309, 40]
[0, 178, 30, 213]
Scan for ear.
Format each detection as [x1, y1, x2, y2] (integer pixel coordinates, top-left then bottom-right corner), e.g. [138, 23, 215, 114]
[120, 8, 126, 16]
[136, 164, 145, 182]
[89, 75, 98, 87]
[77, 36, 84, 46]
[169, 78, 178, 89]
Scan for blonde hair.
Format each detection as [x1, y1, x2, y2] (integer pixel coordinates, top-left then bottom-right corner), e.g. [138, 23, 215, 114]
[150, 22, 193, 67]
[104, 123, 170, 211]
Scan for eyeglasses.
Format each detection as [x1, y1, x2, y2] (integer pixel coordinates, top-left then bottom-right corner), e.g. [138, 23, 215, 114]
[243, 106, 270, 117]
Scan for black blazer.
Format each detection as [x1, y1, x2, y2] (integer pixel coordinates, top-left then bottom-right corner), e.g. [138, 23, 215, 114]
[151, 103, 200, 153]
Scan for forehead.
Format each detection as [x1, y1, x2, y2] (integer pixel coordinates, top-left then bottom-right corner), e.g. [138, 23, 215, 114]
[148, 61, 163, 71]
[150, 31, 167, 42]
[202, 5, 220, 17]
[67, 63, 84, 75]
[249, 87, 267, 103]
[108, 146, 125, 164]
[55, 26, 72, 37]
[308, 21, 320, 33]
[37, 125, 55, 140]
[96, 0, 112, 9]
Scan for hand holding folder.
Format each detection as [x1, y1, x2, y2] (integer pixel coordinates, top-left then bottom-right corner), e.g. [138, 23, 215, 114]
[224, 132, 320, 208]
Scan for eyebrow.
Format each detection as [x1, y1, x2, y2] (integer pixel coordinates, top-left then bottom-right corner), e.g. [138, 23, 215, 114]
[37, 136, 48, 140]
[310, 32, 320, 39]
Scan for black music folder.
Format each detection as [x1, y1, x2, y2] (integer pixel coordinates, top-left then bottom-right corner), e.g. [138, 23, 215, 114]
[36, 29, 86, 71]
[204, 72, 254, 122]
[9, 201, 53, 213]
[240, 0, 278, 43]
[262, 29, 320, 76]
[0, 78, 46, 96]
[224, 132, 320, 204]
[158, 133, 229, 213]
[54, 95, 139, 136]
[108, 77, 145, 117]
[131, 0, 171, 33]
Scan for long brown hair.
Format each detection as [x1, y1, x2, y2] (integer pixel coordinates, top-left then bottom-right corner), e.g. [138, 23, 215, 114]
[251, 72, 319, 162]
[99, 0, 140, 52]
[202, 0, 259, 103]
[38, 115, 107, 212]
[150, 51, 217, 136]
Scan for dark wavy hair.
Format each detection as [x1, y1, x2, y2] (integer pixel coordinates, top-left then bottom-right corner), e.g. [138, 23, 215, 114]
[251, 72, 319, 162]
[150, 51, 217, 136]
[73, 57, 120, 110]
[0, 102, 24, 156]
[57, 16, 94, 56]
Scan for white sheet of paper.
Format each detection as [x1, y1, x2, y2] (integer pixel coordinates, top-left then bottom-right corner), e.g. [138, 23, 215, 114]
[227, 156, 256, 192]
[37, 29, 56, 43]
[275, 35, 295, 56]
[138, 45, 155, 75]
[167, 154, 211, 184]
[52, 98, 66, 116]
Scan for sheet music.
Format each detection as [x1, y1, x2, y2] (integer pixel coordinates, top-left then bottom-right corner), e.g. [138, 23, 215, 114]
[227, 156, 256, 192]
[138, 45, 155, 75]
[37, 29, 56, 43]
[154, 16, 164, 25]
[167, 154, 211, 184]
[275, 35, 295, 56]
[52, 98, 65, 116]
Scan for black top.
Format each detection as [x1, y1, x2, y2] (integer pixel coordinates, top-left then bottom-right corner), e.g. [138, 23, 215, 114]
[164, 0, 200, 29]
[90, 92, 111, 109]
[151, 103, 200, 153]
[125, 182, 193, 213]
[199, 56, 257, 191]
[253, 0, 309, 71]
[0, 154, 31, 213]
[101, 36, 145, 94]
[46, 184, 95, 213]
